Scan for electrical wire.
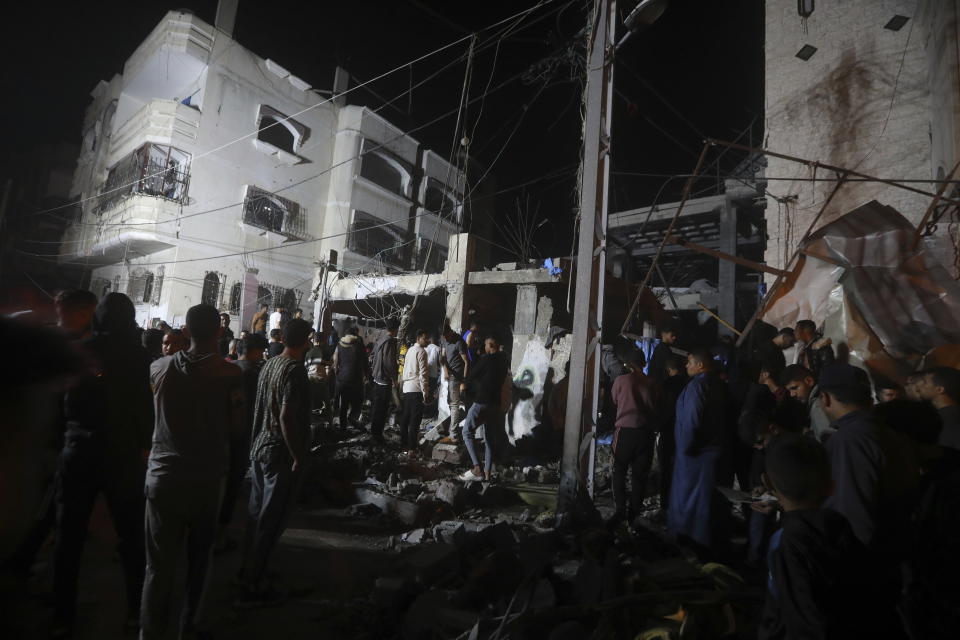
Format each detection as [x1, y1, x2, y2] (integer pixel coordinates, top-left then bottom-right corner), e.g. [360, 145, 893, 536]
[20, 0, 564, 221]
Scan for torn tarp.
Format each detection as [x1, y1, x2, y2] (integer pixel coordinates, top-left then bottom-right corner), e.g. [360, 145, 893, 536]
[762, 200, 960, 377]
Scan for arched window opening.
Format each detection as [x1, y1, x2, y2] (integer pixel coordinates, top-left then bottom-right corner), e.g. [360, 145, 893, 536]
[229, 282, 242, 315]
[257, 286, 273, 309]
[201, 272, 220, 308]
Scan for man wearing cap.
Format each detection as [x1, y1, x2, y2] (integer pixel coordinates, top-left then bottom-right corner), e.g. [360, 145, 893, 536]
[819, 364, 918, 557]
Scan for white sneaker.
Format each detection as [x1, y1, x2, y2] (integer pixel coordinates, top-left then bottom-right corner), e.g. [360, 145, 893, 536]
[459, 469, 484, 481]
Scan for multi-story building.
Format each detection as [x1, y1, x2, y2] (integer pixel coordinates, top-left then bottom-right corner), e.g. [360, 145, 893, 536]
[764, 0, 960, 277]
[59, 10, 468, 331]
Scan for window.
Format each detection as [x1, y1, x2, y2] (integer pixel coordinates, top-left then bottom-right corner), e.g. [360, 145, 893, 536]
[229, 282, 242, 315]
[256, 105, 307, 155]
[257, 285, 273, 309]
[201, 272, 221, 308]
[348, 210, 411, 270]
[126, 269, 154, 303]
[242, 186, 308, 240]
[416, 238, 448, 274]
[151, 266, 164, 305]
[91, 277, 110, 299]
[423, 178, 461, 222]
[96, 143, 190, 214]
[359, 139, 413, 198]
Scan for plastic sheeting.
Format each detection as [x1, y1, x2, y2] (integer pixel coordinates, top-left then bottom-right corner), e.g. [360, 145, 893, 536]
[762, 201, 960, 377]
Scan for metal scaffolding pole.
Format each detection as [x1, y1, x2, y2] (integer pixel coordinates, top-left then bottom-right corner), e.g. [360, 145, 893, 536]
[558, 0, 615, 513]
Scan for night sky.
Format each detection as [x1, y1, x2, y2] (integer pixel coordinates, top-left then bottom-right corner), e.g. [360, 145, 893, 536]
[1, 0, 763, 257]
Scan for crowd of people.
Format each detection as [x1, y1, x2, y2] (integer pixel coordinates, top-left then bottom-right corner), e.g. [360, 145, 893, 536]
[3, 286, 959, 639]
[1, 291, 513, 639]
[604, 322, 960, 639]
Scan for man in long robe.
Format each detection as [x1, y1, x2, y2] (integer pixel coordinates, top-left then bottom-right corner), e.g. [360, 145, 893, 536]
[668, 348, 728, 555]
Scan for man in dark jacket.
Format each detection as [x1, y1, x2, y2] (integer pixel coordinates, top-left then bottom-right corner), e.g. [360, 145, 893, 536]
[141, 304, 245, 638]
[332, 328, 370, 430]
[53, 293, 153, 636]
[608, 348, 663, 524]
[369, 319, 399, 444]
[794, 320, 834, 379]
[648, 324, 679, 383]
[218, 312, 235, 357]
[460, 336, 509, 481]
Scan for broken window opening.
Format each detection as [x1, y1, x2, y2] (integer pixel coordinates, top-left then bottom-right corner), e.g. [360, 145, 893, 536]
[257, 285, 273, 309]
[416, 238, 448, 274]
[359, 139, 413, 198]
[423, 178, 461, 223]
[256, 105, 307, 155]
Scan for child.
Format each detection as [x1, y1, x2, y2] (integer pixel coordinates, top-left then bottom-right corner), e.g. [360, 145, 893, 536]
[759, 436, 899, 639]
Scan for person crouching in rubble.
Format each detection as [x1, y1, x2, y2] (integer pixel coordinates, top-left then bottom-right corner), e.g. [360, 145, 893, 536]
[460, 336, 510, 481]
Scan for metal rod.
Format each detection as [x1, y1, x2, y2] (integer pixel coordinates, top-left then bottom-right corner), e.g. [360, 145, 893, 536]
[653, 262, 680, 310]
[697, 302, 742, 336]
[911, 158, 960, 251]
[666, 234, 788, 277]
[734, 174, 849, 348]
[619, 142, 712, 336]
[707, 138, 960, 209]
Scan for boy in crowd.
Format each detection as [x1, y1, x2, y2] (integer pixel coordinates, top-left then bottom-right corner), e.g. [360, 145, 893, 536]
[460, 336, 510, 481]
[914, 367, 960, 449]
[780, 364, 832, 442]
[759, 436, 896, 639]
[267, 329, 284, 358]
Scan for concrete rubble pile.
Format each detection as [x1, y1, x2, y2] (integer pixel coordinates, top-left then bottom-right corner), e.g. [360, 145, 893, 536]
[374, 518, 754, 640]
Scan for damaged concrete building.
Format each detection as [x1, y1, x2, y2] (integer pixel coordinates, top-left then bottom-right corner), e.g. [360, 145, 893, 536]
[56, 9, 488, 331]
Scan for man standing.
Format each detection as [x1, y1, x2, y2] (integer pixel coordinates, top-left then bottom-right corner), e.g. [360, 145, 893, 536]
[305, 332, 334, 426]
[781, 365, 833, 442]
[668, 349, 728, 556]
[332, 328, 370, 430]
[268, 306, 284, 336]
[609, 349, 663, 524]
[754, 327, 795, 375]
[162, 329, 187, 357]
[53, 288, 97, 340]
[217, 333, 267, 551]
[238, 318, 312, 606]
[398, 330, 430, 454]
[914, 367, 960, 450]
[649, 324, 679, 383]
[440, 325, 469, 442]
[267, 329, 284, 358]
[218, 313, 235, 358]
[250, 304, 269, 337]
[819, 363, 918, 602]
[460, 336, 510, 481]
[425, 334, 442, 411]
[369, 319, 400, 444]
[141, 304, 244, 639]
[794, 320, 835, 378]
[53, 293, 153, 637]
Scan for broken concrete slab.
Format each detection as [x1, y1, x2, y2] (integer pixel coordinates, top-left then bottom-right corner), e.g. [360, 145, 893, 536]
[431, 443, 464, 464]
[419, 424, 444, 444]
[402, 543, 460, 586]
[354, 485, 425, 527]
[433, 480, 465, 509]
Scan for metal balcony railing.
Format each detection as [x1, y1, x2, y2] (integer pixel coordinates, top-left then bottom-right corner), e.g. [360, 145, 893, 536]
[95, 143, 190, 215]
[242, 186, 309, 240]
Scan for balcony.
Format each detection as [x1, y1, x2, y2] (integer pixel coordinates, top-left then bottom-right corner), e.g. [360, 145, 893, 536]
[95, 143, 190, 215]
[60, 196, 179, 265]
[110, 99, 200, 163]
[242, 186, 310, 241]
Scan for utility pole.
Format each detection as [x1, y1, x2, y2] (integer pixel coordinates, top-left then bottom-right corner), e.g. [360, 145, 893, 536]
[558, 0, 615, 515]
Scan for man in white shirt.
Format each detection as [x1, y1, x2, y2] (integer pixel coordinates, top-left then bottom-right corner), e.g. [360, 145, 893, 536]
[268, 306, 283, 335]
[398, 330, 430, 454]
[425, 335, 441, 409]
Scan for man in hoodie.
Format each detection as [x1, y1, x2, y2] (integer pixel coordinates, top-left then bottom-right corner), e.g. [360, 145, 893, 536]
[398, 330, 430, 453]
[238, 318, 312, 606]
[460, 336, 510, 481]
[141, 304, 245, 639]
[332, 327, 370, 430]
[52, 293, 154, 637]
[794, 320, 835, 379]
[369, 319, 400, 444]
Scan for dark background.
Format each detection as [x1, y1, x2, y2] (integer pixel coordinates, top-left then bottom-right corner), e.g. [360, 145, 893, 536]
[0, 0, 763, 258]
